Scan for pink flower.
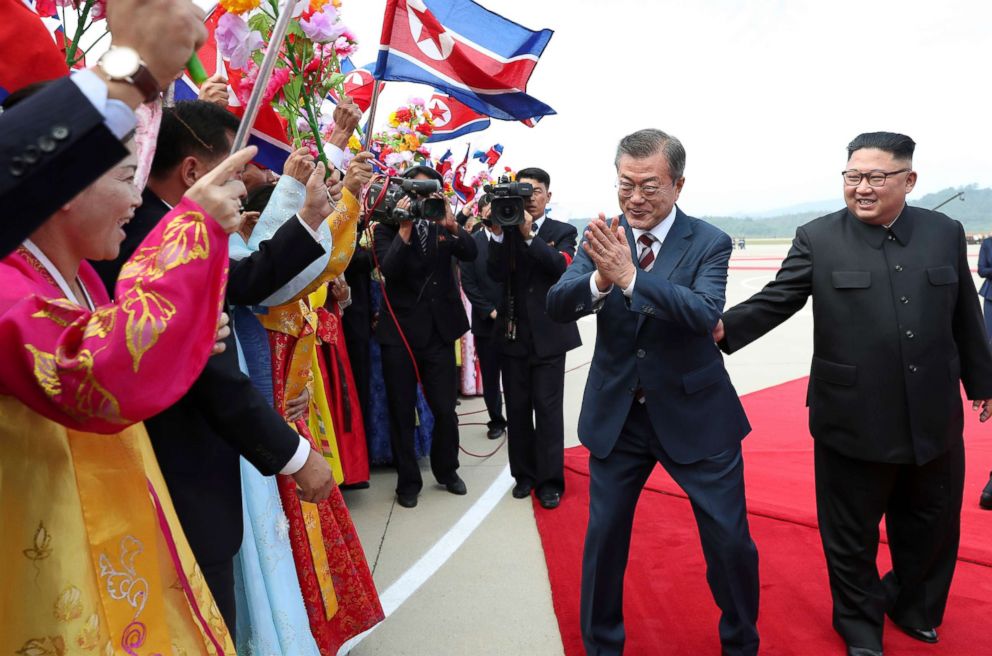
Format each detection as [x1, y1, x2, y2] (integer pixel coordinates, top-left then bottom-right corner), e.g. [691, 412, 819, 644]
[300, 7, 346, 43]
[262, 67, 291, 104]
[333, 35, 358, 58]
[216, 12, 264, 70]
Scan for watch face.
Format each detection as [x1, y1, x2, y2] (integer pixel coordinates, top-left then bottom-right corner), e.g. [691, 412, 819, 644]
[102, 47, 140, 78]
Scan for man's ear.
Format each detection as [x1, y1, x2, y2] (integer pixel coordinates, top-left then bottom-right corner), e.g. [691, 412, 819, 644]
[904, 170, 918, 194]
[180, 156, 200, 188]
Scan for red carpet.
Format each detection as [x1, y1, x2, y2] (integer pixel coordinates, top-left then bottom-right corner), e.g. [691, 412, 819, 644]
[535, 378, 992, 655]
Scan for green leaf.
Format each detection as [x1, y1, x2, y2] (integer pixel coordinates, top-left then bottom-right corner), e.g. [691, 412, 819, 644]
[285, 74, 304, 102]
[326, 72, 345, 88]
[247, 13, 274, 34]
[287, 21, 306, 39]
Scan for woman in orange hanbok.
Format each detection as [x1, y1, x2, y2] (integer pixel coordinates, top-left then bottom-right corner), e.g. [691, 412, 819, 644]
[248, 153, 383, 654]
[0, 142, 254, 655]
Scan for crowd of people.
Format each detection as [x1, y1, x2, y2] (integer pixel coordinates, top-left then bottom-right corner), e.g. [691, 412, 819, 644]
[4, 3, 992, 656]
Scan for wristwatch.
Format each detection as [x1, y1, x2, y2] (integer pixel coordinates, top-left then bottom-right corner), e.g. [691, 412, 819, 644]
[97, 46, 161, 103]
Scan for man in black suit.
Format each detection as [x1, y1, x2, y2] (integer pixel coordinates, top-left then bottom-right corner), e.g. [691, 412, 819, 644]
[92, 101, 358, 635]
[488, 168, 581, 509]
[374, 165, 478, 508]
[548, 129, 757, 655]
[0, 0, 206, 256]
[459, 195, 507, 439]
[716, 132, 992, 656]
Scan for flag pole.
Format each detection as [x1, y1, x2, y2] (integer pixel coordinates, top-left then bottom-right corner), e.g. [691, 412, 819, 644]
[361, 79, 384, 151]
[231, 0, 295, 153]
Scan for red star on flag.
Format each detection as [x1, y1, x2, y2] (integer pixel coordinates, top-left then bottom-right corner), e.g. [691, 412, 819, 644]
[410, 4, 448, 53]
[430, 104, 448, 121]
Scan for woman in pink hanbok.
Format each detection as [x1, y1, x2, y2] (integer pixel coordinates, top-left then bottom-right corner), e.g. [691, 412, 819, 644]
[0, 140, 255, 655]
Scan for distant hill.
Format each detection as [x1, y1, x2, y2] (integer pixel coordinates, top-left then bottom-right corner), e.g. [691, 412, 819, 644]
[568, 185, 992, 239]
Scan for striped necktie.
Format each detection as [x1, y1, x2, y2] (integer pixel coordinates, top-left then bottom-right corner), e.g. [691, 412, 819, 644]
[637, 233, 657, 271]
[416, 219, 430, 255]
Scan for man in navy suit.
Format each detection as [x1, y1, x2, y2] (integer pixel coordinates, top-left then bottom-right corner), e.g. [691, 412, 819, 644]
[547, 129, 758, 655]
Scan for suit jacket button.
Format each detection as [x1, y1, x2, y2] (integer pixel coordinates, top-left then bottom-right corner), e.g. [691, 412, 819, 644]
[575, 304, 584, 311]
[38, 135, 57, 153]
[894, 264, 903, 272]
[22, 144, 40, 164]
[10, 156, 25, 177]
[636, 349, 646, 358]
[887, 234, 895, 241]
[900, 296, 909, 304]
[908, 364, 918, 373]
[905, 330, 914, 339]
[51, 124, 70, 141]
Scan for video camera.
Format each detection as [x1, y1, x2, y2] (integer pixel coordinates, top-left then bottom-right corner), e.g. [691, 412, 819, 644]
[483, 176, 533, 227]
[368, 178, 447, 226]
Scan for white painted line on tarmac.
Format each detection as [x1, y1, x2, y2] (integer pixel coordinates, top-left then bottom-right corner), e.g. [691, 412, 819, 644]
[338, 464, 515, 654]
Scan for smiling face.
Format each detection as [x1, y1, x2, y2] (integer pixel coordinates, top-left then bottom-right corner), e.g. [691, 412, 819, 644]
[65, 144, 142, 261]
[616, 151, 684, 231]
[844, 147, 916, 226]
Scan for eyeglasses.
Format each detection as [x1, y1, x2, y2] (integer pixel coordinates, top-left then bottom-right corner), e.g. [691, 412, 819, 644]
[841, 168, 910, 187]
[616, 179, 671, 199]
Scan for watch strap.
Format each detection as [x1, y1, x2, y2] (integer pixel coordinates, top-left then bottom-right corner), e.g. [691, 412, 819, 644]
[128, 65, 161, 104]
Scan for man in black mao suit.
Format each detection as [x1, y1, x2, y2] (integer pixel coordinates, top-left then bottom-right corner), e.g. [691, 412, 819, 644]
[374, 165, 478, 508]
[716, 132, 992, 656]
[488, 168, 581, 508]
[547, 130, 758, 656]
[93, 101, 343, 635]
[459, 196, 507, 440]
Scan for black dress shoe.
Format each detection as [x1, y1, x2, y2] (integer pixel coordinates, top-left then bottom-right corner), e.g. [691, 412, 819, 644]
[847, 648, 882, 656]
[444, 476, 467, 495]
[512, 481, 532, 499]
[397, 493, 418, 508]
[486, 424, 506, 440]
[981, 471, 992, 509]
[892, 623, 938, 644]
[538, 490, 561, 509]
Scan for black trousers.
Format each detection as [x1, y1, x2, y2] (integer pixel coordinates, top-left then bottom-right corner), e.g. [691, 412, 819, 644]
[343, 321, 370, 422]
[814, 439, 965, 650]
[202, 558, 236, 642]
[502, 349, 566, 494]
[581, 402, 759, 656]
[380, 332, 461, 496]
[474, 333, 505, 427]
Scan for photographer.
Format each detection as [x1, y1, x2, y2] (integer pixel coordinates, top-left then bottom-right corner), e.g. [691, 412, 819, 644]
[459, 195, 507, 439]
[373, 165, 478, 508]
[487, 168, 581, 509]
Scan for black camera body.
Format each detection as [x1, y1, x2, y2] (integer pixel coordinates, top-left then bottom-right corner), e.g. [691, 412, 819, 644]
[484, 177, 533, 227]
[369, 178, 447, 226]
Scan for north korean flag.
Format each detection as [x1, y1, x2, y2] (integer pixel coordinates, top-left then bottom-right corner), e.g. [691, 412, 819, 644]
[374, 0, 555, 122]
[424, 92, 489, 143]
[329, 59, 383, 112]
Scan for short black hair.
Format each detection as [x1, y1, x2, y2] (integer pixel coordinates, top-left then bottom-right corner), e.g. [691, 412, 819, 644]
[401, 164, 444, 184]
[243, 183, 276, 214]
[847, 132, 915, 162]
[151, 100, 240, 178]
[516, 167, 550, 190]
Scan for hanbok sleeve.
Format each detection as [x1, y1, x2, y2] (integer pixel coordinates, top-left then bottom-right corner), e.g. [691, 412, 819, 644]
[0, 198, 229, 433]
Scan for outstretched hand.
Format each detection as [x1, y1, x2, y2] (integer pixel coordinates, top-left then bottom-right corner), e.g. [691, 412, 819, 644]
[712, 319, 725, 343]
[184, 146, 256, 234]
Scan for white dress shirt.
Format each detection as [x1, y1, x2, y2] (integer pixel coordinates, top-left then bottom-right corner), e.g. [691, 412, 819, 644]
[589, 204, 678, 304]
[70, 69, 137, 140]
[488, 214, 544, 246]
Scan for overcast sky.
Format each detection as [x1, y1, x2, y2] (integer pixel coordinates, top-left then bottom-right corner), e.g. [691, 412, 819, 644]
[190, 0, 991, 219]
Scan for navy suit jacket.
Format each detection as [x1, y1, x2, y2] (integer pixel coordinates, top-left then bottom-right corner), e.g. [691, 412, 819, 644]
[979, 237, 992, 300]
[1, 77, 127, 257]
[547, 209, 749, 463]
